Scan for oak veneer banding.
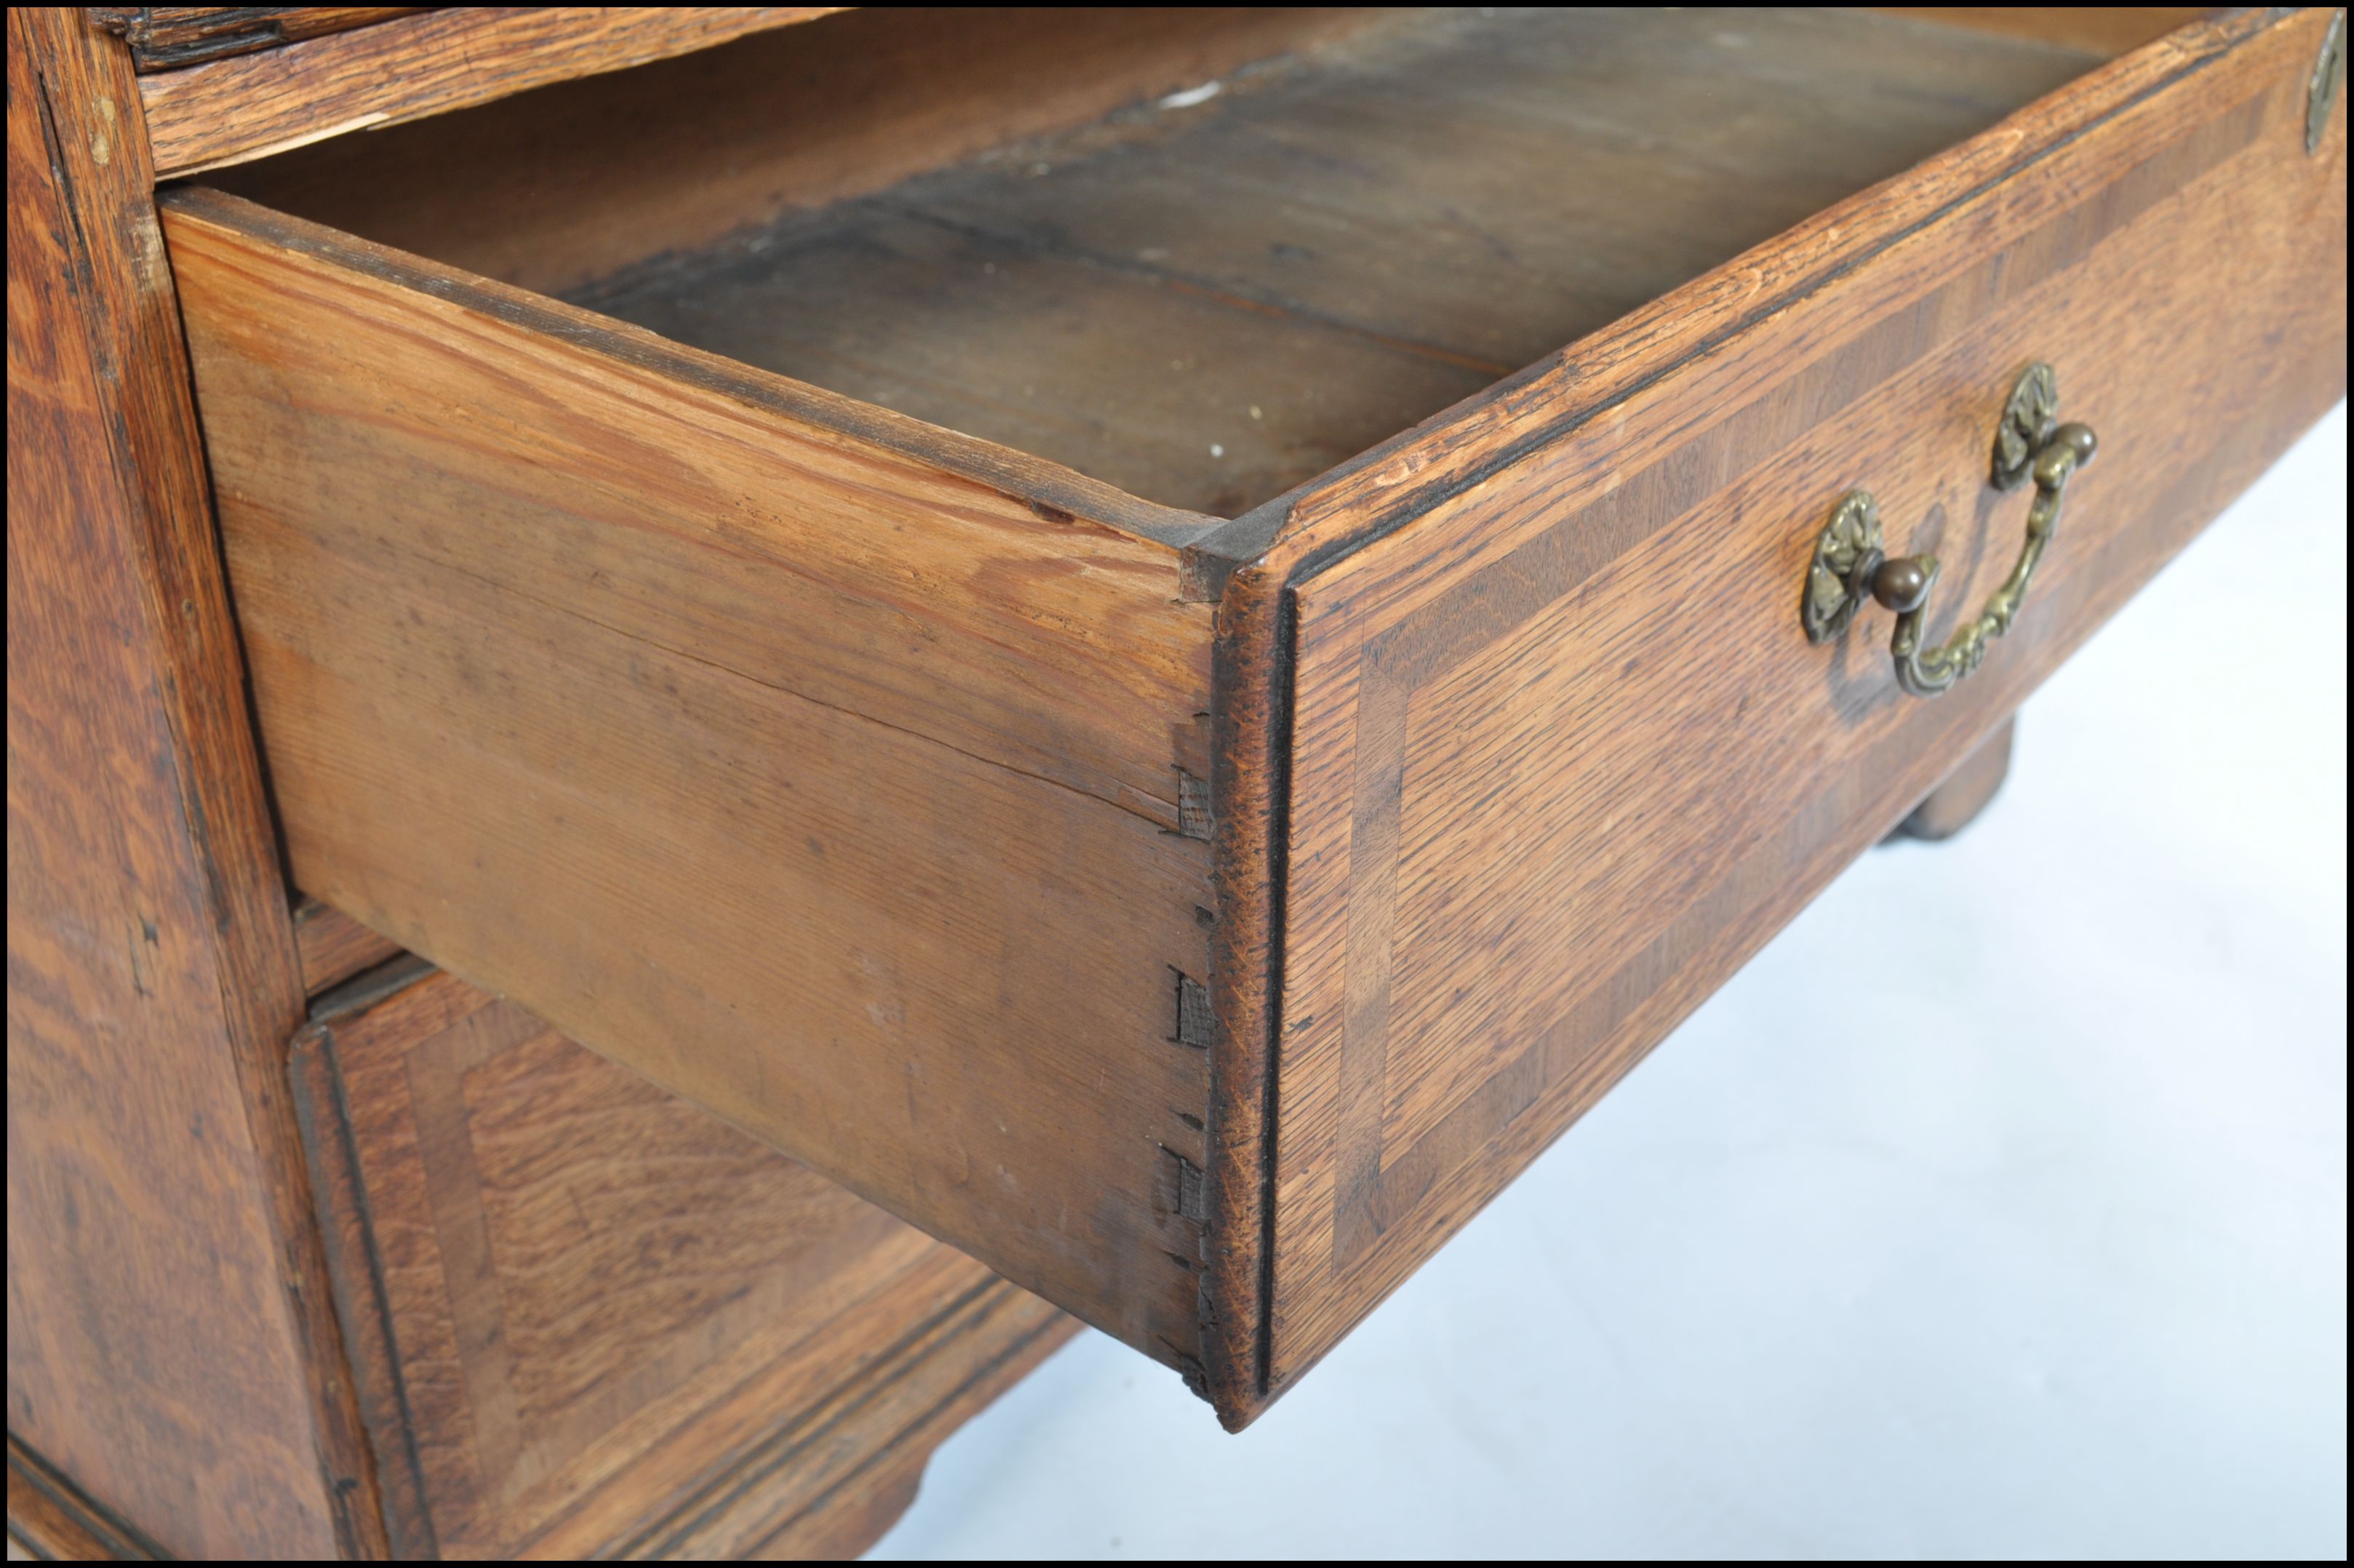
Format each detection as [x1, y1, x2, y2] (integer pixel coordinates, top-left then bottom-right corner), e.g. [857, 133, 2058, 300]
[159, 5, 2347, 1431]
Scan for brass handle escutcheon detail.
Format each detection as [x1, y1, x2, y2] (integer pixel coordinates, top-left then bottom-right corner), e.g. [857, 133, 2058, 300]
[1800, 361, 2098, 699]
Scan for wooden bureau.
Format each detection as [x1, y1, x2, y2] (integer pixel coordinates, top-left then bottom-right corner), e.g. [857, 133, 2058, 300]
[9, 6, 2345, 1557]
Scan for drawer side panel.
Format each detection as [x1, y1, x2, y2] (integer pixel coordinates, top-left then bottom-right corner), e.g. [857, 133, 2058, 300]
[167, 198, 1218, 1375]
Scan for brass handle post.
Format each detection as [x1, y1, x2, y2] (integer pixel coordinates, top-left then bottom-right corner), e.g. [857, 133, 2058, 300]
[1801, 363, 2098, 699]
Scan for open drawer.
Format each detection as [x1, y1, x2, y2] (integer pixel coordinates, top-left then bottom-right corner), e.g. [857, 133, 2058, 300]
[162, 7, 2346, 1426]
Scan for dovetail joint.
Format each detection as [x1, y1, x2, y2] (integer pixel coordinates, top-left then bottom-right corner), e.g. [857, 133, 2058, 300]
[1174, 972, 1213, 1049]
[1174, 1153, 1208, 1223]
[1177, 769, 1213, 839]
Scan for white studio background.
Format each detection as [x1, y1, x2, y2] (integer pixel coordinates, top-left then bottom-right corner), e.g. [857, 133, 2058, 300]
[871, 403, 2348, 1561]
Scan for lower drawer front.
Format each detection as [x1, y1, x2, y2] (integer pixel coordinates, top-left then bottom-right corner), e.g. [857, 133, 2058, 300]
[1243, 12, 2345, 1404]
[291, 966, 1068, 1559]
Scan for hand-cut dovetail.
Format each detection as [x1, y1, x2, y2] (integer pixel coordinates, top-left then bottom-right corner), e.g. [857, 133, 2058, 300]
[1176, 769, 1213, 839]
[1173, 1153, 1209, 1223]
[1173, 972, 1212, 1048]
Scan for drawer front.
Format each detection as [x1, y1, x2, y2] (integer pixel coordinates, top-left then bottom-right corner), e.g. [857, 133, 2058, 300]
[292, 966, 1068, 1559]
[1216, 10, 2345, 1412]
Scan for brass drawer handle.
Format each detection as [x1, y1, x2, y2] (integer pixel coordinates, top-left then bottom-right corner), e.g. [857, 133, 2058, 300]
[1801, 362, 2097, 697]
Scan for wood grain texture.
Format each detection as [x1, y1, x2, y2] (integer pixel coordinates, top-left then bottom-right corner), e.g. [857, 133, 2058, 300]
[1896, 717, 2016, 841]
[213, 7, 1391, 300]
[292, 896, 405, 996]
[1872, 9, 2208, 57]
[88, 7, 420, 72]
[541, 9, 2091, 519]
[164, 188, 1218, 812]
[1214, 7, 2345, 1420]
[290, 967, 1073, 1559]
[6, 9, 378, 1553]
[6, 1440, 158, 1561]
[140, 6, 845, 177]
[164, 191, 1219, 1379]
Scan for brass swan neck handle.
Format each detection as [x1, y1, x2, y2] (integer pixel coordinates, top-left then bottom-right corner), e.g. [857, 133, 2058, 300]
[1801, 363, 2097, 699]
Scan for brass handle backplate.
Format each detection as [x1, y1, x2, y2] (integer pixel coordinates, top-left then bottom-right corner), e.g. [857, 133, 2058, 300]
[1800, 361, 2097, 698]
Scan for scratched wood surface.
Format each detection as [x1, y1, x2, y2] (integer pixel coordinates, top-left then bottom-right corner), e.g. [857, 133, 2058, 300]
[5, 9, 378, 1553]
[1217, 7, 2346, 1417]
[292, 965, 1072, 1559]
[164, 188, 1220, 1383]
[140, 7, 844, 176]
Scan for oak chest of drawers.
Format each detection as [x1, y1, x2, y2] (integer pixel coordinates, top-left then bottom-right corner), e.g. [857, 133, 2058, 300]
[9, 5, 2345, 1557]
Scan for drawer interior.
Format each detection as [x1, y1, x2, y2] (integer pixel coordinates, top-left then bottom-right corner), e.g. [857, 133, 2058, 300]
[207, 6, 2138, 519]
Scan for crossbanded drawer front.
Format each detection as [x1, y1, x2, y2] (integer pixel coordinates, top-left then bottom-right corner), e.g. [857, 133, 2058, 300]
[1236, 9, 2345, 1409]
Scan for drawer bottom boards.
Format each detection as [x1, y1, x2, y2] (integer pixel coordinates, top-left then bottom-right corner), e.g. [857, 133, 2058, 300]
[290, 962, 1069, 1560]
